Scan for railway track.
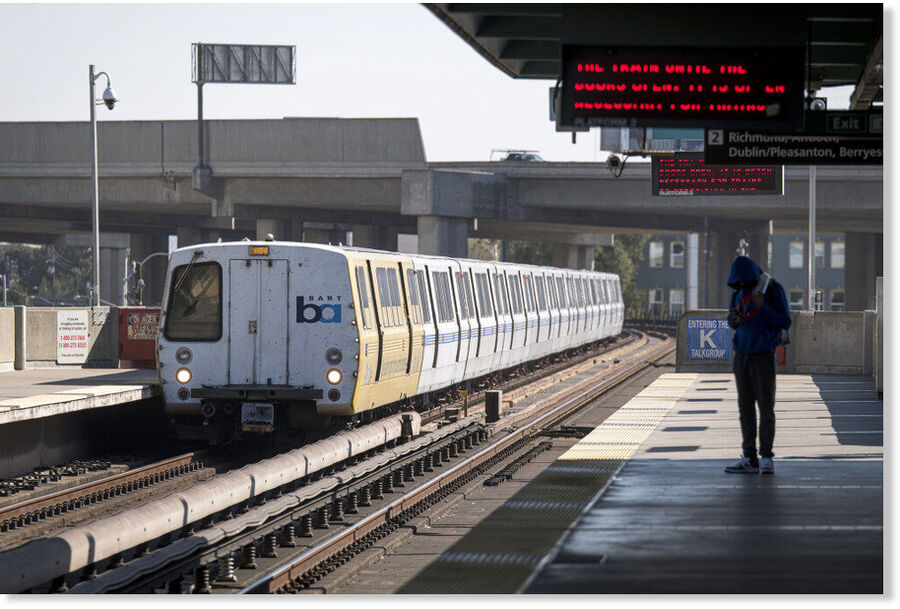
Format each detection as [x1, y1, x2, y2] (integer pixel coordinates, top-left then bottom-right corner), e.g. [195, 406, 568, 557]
[241, 334, 674, 594]
[0, 331, 671, 594]
[0, 330, 643, 540]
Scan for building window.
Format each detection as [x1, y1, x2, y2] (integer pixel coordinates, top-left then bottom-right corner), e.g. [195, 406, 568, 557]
[669, 288, 685, 315]
[830, 290, 845, 311]
[831, 241, 845, 268]
[648, 288, 663, 314]
[789, 289, 804, 311]
[789, 241, 804, 269]
[815, 241, 825, 268]
[669, 242, 685, 268]
[767, 240, 773, 271]
[649, 241, 664, 268]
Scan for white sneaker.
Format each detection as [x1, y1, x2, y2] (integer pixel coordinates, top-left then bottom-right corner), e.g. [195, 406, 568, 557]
[759, 457, 775, 475]
[724, 457, 759, 474]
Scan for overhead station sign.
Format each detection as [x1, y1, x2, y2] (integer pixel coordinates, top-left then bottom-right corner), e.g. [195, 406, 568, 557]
[559, 45, 805, 130]
[705, 109, 883, 165]
[652, 152, 783, 196]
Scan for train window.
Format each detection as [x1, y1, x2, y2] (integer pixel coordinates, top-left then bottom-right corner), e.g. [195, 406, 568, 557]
[509, 275, 523, 314]
[493, 274, 508, 315]
[432, 271, 454, 323]
[417, 272, 432, 324]
[454, 273, 469, 320]
[477, 273, 493, 317]
[523, 276, 536, 312]
[164, 261, 222, 341]
[583, 278, 591, 305]
[387, 269, 401, 326]
[556, 277, 567, 308]
[406, 268, 422, 325]
[462, 273, 475, 320]
[546, 276, 557, 310]
[355, 266, 371, 329]
[534, 276, 547, 312]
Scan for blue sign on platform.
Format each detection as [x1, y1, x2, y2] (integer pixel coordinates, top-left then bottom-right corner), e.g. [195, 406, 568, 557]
[686, 318, 731, 360]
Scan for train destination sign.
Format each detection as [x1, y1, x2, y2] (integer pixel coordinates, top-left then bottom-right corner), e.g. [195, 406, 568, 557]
[704, 110, 883, 165]
[559, 45, 805, 130]
[652, 152, 783, 196]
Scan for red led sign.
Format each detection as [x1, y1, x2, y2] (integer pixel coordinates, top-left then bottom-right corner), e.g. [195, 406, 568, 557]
[651, 153, 783, 197]
[560, 46, 805, 130]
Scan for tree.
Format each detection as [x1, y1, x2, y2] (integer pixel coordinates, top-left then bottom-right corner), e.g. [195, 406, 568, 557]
[594, 234, 650, 315]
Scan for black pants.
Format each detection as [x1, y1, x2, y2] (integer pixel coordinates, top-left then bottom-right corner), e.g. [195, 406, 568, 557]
[732, 351, 776, 459]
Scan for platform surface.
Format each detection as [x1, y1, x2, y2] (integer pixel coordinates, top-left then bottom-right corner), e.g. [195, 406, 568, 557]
[402, 372, 883, 594]
[0, 368, 160, 425]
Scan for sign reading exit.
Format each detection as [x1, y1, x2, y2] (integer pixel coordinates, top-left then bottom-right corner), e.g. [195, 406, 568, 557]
[686, 318, 731, 360]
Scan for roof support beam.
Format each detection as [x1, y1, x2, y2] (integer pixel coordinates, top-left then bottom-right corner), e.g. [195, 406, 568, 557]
[850, 33, 883, 110]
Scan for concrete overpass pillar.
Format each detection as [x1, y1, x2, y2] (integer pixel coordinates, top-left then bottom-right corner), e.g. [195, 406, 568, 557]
[702, 221, 770, 308]
[416, 216, 468, 258]
[352, 224, 398, 251]
[176, 227, 205, 248]
[56, 232, 130, 306]
[551, 243, 595, 271]
[129, 233, 169, 306]
[845, 232, 882, 310]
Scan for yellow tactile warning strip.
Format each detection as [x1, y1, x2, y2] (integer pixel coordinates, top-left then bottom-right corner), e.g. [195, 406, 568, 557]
[399, 373, 698, 594]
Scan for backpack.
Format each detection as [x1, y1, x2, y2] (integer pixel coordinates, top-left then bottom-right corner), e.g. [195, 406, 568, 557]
[757, 273, 791, 346]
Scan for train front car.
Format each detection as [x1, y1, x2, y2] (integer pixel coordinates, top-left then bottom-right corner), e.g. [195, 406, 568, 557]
[158, 241, 360, 443]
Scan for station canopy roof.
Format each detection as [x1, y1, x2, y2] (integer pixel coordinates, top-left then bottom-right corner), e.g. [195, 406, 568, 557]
[425, 3, 883, 109]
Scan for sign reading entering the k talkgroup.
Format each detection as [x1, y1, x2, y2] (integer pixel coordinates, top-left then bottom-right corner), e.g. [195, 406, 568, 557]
[686, 318, 731, 360]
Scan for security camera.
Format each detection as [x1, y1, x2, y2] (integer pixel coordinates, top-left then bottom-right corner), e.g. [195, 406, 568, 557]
[606, 153, 622, 172]
[102, 86, 118, 110]
[807, 98, 827, 111]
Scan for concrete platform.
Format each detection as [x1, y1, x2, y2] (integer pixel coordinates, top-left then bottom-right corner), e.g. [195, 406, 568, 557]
[0, 368, 160, 425]
[402, 372, 883, 594]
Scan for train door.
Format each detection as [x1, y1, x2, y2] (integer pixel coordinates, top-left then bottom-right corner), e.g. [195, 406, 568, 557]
[450, 262, 473, 382]
[533, 273, 550, 357]
[413, 260, 438, 394]
[228, 258, 289, 385]
[506, 271, 526, 366]
[428, 264, 459, 387]
[521, 273, 539, 353]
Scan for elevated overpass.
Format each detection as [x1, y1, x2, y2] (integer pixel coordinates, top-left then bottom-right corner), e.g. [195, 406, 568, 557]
[0, 118, 882, 308]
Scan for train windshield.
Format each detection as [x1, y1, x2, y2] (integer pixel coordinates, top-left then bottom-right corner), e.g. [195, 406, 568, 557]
[164, 261, 222, 341]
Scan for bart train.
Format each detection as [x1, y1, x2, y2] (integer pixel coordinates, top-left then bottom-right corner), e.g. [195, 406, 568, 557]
[158, 240, 624, 442]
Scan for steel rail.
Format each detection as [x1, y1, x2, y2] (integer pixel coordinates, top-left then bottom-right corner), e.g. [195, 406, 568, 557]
[241, 337, 674, 594]
[0, 453, 205, 532]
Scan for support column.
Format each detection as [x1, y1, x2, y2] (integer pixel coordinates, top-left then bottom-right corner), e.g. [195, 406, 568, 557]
[416, 216, 468, 258]
[551, 243, 595, 270]
[129, 233, 170, 306]
[351, 224, 398, 252]
[845, 232, 882, 310]
[702, 221, 770, 308]
[99, 246, 128, 306]
[176, 227, 204, 248]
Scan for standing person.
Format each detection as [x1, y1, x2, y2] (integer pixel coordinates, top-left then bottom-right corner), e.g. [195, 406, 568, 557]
[724, 256, 792, 475]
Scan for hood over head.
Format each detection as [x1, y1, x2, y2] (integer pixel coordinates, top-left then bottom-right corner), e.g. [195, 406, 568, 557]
[727, 256, 763, 289]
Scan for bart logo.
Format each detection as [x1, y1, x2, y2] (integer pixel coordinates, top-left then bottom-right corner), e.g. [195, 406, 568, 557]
[296, 297, 342, 324]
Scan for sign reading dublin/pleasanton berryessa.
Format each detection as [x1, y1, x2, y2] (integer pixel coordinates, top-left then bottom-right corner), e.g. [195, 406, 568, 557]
[192, 43, 296, 85]
[559, 45, 805, 130]
[704, 109, 883, 165]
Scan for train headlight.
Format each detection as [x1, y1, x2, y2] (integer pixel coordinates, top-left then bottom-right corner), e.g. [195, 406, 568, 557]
[325, 348, 343, 364]
[175, 347, 192, 364]
[326, 369, 342, 385]
[176, 368, 193, 384]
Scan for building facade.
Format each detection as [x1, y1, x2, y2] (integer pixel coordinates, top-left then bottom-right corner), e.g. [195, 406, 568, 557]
[637, 233, 846, 315]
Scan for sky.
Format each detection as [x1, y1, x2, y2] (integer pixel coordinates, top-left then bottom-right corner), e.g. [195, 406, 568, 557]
[0, 1, 861, 163]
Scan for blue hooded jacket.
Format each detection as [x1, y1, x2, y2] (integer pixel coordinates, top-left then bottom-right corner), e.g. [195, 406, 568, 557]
[727, 256, 792, 354]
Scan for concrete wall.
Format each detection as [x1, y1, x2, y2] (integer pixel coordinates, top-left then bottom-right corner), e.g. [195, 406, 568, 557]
[0, 308, 13, 371]
[676, 309, 875, 375]
[22, 307, 118, 368]
[791, 311, 875, 376]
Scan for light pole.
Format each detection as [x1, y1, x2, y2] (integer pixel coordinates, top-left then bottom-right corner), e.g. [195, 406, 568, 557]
[88, 64, 118, 307]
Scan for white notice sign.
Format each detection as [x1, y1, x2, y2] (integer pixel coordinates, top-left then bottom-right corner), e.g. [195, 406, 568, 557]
[57, 310, 90, 364]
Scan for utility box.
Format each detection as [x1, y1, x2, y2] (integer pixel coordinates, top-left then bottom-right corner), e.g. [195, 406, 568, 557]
[485, 390, 503, 423]
[118, 307, 161, 368]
